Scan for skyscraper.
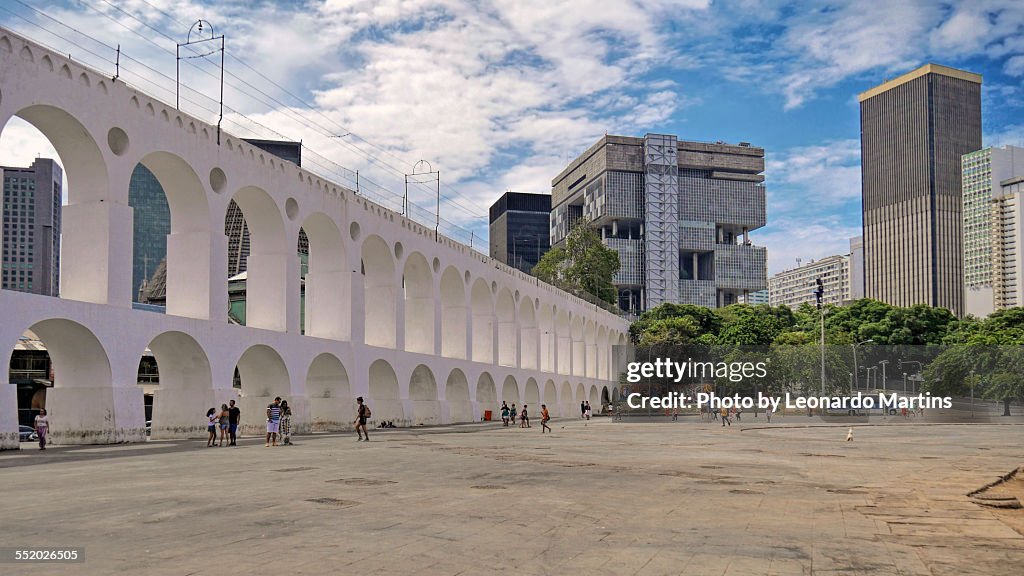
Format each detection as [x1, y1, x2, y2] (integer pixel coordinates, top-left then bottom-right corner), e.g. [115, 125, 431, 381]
[130, 164, 170, 301]
[1, 158, 62, 296]
[550, 134, 767, 312]
[859, 63, 982, 316]
[488, 192, 551, 274]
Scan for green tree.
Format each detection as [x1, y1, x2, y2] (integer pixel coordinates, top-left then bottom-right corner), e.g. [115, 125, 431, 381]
[532, 222, 620, 304]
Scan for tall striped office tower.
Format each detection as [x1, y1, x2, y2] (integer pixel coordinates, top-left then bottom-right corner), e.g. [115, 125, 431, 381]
[859, 64, 982, 316]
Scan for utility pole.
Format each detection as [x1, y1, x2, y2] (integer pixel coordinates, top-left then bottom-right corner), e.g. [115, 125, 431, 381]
[815, 278, 825, 394]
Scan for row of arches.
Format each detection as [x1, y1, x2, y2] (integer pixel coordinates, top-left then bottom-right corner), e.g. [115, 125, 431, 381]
[7, 317, 619, 442]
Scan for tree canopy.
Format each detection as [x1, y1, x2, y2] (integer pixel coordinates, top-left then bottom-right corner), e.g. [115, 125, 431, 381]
[532, 221, 620, 305]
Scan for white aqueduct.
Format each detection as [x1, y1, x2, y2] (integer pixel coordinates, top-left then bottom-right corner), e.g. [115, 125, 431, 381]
[0, 29, 628, 448]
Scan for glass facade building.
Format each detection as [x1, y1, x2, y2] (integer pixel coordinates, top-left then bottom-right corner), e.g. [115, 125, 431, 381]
[550, 134, 767, 313]
[1, 158, 62, 296]
[129, 164, 171, 301]
[489, 192, 551, 274]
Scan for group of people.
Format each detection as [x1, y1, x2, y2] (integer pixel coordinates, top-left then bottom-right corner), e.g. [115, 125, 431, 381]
[499, 401, 552, 433]
[205, 399, 243, 447]
[580, 401, 593, 420]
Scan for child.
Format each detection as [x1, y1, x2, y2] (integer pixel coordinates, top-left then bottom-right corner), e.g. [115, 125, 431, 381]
[540, 404, 551, 433]
[500, 402, 510, 427]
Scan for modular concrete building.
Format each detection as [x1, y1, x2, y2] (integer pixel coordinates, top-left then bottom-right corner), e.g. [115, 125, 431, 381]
[859, 63, 982, 316]
[550, 134, 767, 313]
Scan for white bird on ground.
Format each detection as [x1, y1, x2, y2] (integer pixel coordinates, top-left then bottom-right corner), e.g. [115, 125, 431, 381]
[846, 428, 854, 442]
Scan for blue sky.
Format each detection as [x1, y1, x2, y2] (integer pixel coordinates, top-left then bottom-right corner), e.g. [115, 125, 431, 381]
[1, 0, 1023, 273]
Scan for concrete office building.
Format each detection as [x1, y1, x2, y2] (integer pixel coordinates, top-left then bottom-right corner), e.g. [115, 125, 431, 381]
[488, 192, 551, 274]
[768, 237, 864, 308]
[550, 134, 767, 313]
[859, 63, 982, 316]
[962, 146, 1024, 316]
[1, 158, 61, 296]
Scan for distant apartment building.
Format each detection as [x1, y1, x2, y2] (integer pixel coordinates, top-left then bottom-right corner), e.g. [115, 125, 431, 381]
[768, 237, 864, 308]
[488, 192, 551, 274]
[1, 158, 62, 296]
[740, 289, 769, 305]
[550, 133, 767, 313]
[962, 146, 1024, 316]
[993, 176, 1024, 310]
[859, 63, 982, 316]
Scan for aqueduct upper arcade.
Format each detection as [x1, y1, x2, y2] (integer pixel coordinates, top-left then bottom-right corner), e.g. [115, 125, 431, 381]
[0, 29, 628, 447]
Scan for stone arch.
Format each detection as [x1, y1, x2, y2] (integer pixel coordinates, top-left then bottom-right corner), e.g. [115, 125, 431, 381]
[147, 331, 214, 439]
[496, 288, 516, 366]
[228, 186, 286, 331]
[601, 385, 610, 408]
[524, 378, 540, 411]
[15, 319, 138, 444]
[235, 344, 289, 435]
[555, 309, 571, 375]
[476, 372, 497, 412]
[440, 266, 467, 359]
[409, 364, 440, 425]
[575, 383, 586, 412]
[134, 151, 213, 319]
[306, 353, 351, 431]
[301, 213, 350, 340]
[571, 316, 585, 377]
[362, 235, 397, 348]
[584, 320, 597, 378]
[612, 387, 621, 402]
[403, 252, 434, 354]
[445, 368, 473, 424]
[5, 106, 110, 303]
[539, 303, 554, 372]
[589, 384, 601, 412]
[368, 359, 404, 425]
[543, 379, 557, 415]
[560, 381, 574, 416]
[470, 278, 493, 363]
[501, 374, 519, 406]
[519, 298, 538, 370]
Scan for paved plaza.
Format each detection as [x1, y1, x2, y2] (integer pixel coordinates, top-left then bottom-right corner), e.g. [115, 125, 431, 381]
[2, 418, 1023, 575]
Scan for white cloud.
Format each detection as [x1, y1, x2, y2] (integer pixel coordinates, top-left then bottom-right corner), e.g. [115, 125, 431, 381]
[757, 217, 861, 275]
[766, 139, 861, 209]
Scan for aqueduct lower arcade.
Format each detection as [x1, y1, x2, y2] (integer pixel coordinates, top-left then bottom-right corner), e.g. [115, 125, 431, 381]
[0, 29, 627, 447]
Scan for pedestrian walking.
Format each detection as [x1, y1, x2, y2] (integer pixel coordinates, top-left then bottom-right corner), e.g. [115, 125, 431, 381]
[355, 397, 371, 441]
[207, 407, 218, 446]
[218, 403, 230, 446]
[227, 399, 240, 446]
[734, 407, 741, 422]
[584, 401, 592, 421]
[580, 401, 586, 419]
[766, 406, 772, 423]
[720, 407, 731, 427]
[509, 403, 517, 426]
[520, 405, 530, 428]
[671, 406, 679, 421]
[280, 400, 292, 445]
[500, 401, 510, 427]
[33, 408, 48, 450]
[540, 404, 551, 433]
[265, 397, 282, 447]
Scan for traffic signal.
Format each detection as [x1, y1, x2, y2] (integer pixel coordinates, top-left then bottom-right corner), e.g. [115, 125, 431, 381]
[814, 278, 824, 308]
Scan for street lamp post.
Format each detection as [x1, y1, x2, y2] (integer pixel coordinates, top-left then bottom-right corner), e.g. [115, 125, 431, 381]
[878, 360, 889, 393]
[970, 369, 976, 419]
[815, 278, 825, 394]
[851, 339, 873, 390]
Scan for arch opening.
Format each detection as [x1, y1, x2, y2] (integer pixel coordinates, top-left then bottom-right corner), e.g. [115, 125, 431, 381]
[524, 378, 540, 413]
[496, 288, 516, 367]
[145, 331, 215, 439]
[520, 299, 538, 371]
[440, 266, 467, 359]
[445, 368, 473, 424]
[301, 213, 350, 340]
[368, 359, 404, 425]
[307, 353, 351, 431]
[555, 310, 571, 375]
[409, 364, 440, 425]
[362, 236, 397, 348]
[226, 187, 287, 331]
[560, 381, 574, 417]
[403, 253, 434, 354]
[543, 379, 557, 416]
[235, 344, 290, 435]
[476, 372, 497, 418]
[500, 374, 519, 407]
[470, 279, 493, 363]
